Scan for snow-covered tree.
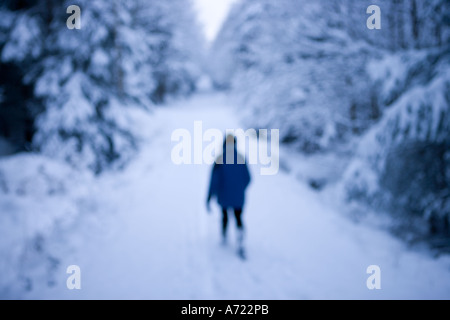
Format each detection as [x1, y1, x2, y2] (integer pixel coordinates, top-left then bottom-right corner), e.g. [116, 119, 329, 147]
[212, 0, 449, 150]
[343, 48, 449, 235]
[211, 0, 450, 235]
[0, 0, 204, 173]
[210, 0, 384, 152]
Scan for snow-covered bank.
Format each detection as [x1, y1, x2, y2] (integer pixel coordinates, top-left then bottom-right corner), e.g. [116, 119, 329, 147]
[0, 153, 95, 297]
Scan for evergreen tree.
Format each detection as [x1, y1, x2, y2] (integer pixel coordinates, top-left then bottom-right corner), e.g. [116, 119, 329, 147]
[212, 0, 450, 235]
[0, 0, 204, 173]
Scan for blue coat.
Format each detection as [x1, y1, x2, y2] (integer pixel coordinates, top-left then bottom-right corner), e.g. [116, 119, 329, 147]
[208, 147, 251, 209]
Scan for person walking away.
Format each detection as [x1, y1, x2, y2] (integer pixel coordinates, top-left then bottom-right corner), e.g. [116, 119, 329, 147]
[207, 135, 251, 259]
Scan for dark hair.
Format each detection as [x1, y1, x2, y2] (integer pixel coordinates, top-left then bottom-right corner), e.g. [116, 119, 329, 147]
[223, 134, 237, 148]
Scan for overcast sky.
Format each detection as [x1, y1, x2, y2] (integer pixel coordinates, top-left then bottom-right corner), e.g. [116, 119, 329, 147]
[193, 0, 239, 42]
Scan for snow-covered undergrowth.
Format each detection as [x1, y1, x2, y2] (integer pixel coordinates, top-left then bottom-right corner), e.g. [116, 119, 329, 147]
[343, 49, 450, 235]
[0, 102, 155, 299]
[0, 154, 94, 297]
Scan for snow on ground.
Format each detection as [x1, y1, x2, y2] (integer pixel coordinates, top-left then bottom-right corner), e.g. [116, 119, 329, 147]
[5, 93, 450, 299]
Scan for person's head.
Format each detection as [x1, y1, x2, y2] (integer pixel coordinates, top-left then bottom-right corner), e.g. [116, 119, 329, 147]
[223, 134, 237, 149]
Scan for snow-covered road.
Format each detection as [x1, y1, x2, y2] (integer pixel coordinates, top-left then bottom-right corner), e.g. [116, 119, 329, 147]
[24, 93, 450, 300]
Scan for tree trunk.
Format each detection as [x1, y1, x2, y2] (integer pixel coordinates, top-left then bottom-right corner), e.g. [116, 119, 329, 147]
[395, 0, 406, 49]
[434, 4, 442, 47]
[410, 0, 420, 48]
[112, 1, 124, 98]
[389, 1, 398, 51]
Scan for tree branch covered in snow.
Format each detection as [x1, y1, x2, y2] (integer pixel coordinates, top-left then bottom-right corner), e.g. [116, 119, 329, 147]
[0, 0, 204, 173]
[211, 0, 449, 235]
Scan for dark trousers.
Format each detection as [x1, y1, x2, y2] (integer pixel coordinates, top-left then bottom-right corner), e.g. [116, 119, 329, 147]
[222, 208, 243, 237]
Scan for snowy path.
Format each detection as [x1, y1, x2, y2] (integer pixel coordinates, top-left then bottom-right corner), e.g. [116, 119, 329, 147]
[26, 93, 450, 300]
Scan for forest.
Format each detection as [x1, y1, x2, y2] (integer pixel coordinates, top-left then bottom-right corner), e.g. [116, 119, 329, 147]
[0, 0, 449, 299]
[210, 0, 449, 238]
